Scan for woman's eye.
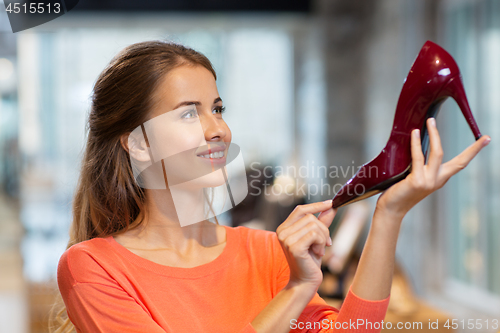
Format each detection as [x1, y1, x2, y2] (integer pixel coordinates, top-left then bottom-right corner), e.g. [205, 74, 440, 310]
[181, 110, 198, 119]
[213, 106, 226, 115]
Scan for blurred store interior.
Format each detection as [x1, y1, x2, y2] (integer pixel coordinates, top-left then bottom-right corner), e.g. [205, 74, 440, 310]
[0, 0, 499, 332]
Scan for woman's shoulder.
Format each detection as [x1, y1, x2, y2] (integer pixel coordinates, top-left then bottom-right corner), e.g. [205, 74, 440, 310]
[57, 237, 120, 287]
[60, 237, 114, 264]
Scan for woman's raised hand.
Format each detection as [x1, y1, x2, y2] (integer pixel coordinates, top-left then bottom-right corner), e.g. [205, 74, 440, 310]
[276, 201, 337, 290]
[377, 117, 491, 218]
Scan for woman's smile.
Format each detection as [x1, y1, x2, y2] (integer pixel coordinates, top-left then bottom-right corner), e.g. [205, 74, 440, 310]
[196, 145, 227, 165]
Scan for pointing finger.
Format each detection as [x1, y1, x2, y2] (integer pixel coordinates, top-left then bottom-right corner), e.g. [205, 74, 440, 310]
[281, 200, 334, 228]
[318, 207, 337, 228]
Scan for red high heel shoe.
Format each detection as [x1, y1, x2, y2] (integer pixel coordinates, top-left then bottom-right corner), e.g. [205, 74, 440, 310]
[331, 40, 482, 208]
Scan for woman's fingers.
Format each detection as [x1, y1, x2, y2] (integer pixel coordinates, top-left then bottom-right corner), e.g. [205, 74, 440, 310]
[279, 215, 331, 255]
[277, 200, 338, 263]
[292, 231, 326, 260]
[280, 214, 330, 240]
[317, 206, 337, 229]
[410, 129, 424, 179]
[426, 118, 444, 177]
[318, 207, 336, 246]
[279, 200, 334, 229]
[438, 135, 491, 186]
[288, 227, 327, 258]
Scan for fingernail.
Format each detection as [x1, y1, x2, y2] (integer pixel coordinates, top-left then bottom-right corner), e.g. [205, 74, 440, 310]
[327, 236, 332, 246]
[413, 129, 420, 138]
[483, 136, 491, 147]
[323, 199, 333, 204]
[429, 118, 436, 127]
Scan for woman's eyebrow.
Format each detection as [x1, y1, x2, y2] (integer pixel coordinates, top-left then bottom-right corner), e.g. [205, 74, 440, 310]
[173, 97, 223, 110]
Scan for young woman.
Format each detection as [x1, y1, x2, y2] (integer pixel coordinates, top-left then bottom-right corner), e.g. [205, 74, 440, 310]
[53, 40, 490, 333]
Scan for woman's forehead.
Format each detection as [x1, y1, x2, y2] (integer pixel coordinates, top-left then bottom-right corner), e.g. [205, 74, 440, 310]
[152, 65, 219, 110]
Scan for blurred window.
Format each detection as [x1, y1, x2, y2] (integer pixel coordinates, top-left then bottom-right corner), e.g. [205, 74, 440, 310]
[443, 0, 500, 313]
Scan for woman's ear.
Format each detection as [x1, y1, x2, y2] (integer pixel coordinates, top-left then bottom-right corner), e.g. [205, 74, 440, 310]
[120, 132, 151, 163]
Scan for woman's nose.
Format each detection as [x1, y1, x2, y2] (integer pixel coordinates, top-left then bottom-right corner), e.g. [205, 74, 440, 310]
[202, 114, 226, 141]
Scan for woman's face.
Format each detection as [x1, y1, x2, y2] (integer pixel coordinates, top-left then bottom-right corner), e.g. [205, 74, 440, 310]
[142, 64, 232, 189]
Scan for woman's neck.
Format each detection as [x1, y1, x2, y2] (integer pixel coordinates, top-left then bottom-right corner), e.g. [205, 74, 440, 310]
[114, 188, 225, 254]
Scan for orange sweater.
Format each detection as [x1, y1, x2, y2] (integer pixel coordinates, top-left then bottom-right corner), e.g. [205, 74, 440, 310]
[57, 225, 390, 332]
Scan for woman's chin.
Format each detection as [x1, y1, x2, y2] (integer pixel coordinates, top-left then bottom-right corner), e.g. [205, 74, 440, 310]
[192, 170, 227, 188]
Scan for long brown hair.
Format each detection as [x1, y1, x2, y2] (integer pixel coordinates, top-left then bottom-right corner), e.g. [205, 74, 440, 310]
[49, 40, 218, 333]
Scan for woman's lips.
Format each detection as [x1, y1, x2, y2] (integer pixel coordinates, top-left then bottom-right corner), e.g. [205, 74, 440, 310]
[196, 150, 226, 165]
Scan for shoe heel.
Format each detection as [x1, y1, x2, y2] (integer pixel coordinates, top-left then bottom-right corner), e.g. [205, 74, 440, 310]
[439, 75, 482, 140]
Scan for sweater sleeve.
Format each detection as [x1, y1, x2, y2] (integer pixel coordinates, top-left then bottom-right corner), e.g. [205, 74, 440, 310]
[272, 233, 390, 333]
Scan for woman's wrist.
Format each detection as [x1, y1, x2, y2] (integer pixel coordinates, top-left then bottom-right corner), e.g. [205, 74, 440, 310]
[251, 280, 317, 333]
[284, 280, 318, 300]
[371, 202, 406, 240]
[375, 198, 408, 223]
[349, 200, 403, 301]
